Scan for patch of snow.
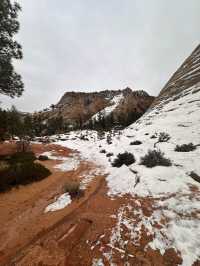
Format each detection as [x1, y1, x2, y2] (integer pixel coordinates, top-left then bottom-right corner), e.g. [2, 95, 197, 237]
[55, 156, 79, 171]
[80, 168, 102, 189]
[40, 151, 80, 172]
[91, 94, 123, 121]
[44, 193, 71, 212]
[92, 258, 104, 266]
[54, 82, 200, 265]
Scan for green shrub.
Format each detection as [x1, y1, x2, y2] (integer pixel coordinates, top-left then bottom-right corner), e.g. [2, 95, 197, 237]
[175, 143, 196, 152]
[100, 149, 106, 153]
[10, 152, 36, 164]
[140, 150, 172, 168]
[0, 161, 51, 192]
[112, 152, 135, 167]
[64, 181, 83, 198]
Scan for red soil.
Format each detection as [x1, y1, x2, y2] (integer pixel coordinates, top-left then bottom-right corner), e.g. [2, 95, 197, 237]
[0, 142, 198, 266]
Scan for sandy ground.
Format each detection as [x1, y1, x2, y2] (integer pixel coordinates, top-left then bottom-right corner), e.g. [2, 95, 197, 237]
[0, 143, 193, 266]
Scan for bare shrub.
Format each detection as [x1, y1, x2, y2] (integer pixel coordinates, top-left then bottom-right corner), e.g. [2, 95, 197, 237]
[64, 181, 83, 198]
[106, 152, 113, 157]
[158, 132, 170, 143]
[112, 152, 135, 167]
[175, 143, 196, 152]
[130, 140, 142, 145]
[140, 149, 172, 168]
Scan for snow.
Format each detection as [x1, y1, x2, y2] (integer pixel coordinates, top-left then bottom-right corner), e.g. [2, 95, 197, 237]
[80, 168, 102, 190]
[40, 151, 80, 172]
[44, 193, 71, 212]
[92, 258, 104, 266]
[91, 94, 123, 121]
[53, 82, 200, 265]
[148, 193, 200, 266]
[54, 156, 79, 171]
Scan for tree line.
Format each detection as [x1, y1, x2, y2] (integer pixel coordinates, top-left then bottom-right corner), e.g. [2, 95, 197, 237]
[85, 110, 142, 131]
[0, 106, 71, 140]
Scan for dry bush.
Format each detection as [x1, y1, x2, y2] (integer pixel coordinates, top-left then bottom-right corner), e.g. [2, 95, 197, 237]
[112, 152, 135, 167]
[158, 132, 170, 143]
[175, 143, 196, 152]
[130, 140, 142, 145]
[64, 181, 84, 198]
[140, 149, 172, 168]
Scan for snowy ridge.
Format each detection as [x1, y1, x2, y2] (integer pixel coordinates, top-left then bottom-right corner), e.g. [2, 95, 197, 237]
[91, 94, 123, 121]
[158, 44, 200, 101]
[54, 82, 200, 265]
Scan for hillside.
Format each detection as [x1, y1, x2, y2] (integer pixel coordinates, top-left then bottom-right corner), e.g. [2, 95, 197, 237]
[37, 88, 154, 131]
[152, 44, 200, 106]
[1, 44, 200, 266]
[54, 45, 200, 265]
[5, 44, 199, 266]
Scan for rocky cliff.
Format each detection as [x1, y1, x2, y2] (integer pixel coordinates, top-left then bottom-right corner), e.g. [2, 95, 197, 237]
[39, 88, 154, 129]
[152, 44, 200, 107]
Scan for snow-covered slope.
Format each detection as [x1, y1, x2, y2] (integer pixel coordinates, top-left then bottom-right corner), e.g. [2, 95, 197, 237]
[47, 44, 200, 265]
[91, 94, 124, 121]
[53, 81, 200, 265]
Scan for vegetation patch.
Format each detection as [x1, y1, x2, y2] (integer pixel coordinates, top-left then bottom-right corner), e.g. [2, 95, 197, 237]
[150, 134, 157, 139]
[64, 181, 84, 198]
[130, 140, 142, 145]
[112, 152, 135, 167]
[175, 143, 196, 152]
[106, 152, 113, 157]
[0, 152, 51, 192]
[158, 132, 170, 143]
[100, 149, 106, 153]
[140, 149, 172, 168]
[10, 152, 36, 163]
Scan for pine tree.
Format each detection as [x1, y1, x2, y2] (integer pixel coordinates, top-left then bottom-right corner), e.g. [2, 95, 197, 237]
[0, 0, 24, 97]
[23, 115, 33, 137]
[7, 105, 22, 138]
[0, 108, 8, 140]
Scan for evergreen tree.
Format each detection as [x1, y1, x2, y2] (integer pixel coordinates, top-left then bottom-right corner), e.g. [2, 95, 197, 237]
[23, 115, 33, 137]
[0, 108, 8, 140]
[0, 0, 24, 97]
[32, 115, 43, 136]
[7, 105, 22, 137]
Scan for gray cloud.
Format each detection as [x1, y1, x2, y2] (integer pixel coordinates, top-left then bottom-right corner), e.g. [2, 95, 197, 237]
[1, 0, 200, 111]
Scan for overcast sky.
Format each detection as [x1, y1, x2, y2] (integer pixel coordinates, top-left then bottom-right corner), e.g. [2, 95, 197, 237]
[1, 0, 200, 112]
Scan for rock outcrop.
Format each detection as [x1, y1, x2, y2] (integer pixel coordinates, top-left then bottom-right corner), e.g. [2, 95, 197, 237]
[153, 44, 200, 106]
[39, 88, 154, 129]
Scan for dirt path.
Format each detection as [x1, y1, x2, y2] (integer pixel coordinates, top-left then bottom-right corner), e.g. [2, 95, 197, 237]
[0, 143, 106, 266]
[0, 143, 187, 266]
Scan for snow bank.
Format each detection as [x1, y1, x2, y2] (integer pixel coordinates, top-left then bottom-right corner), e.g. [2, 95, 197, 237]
[40, 151, 80, 172]
[54, 82, 200, 265]
[45, 193, 71, 212]
[91, 94, 123, 121]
